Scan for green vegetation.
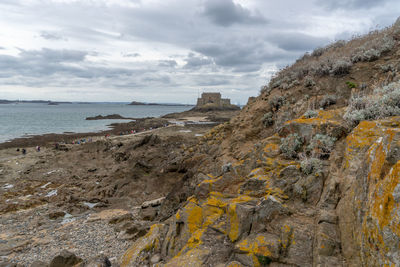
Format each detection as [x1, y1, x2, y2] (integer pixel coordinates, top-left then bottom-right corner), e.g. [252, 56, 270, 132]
[257, 255, 272, 266]
[346, 81, 357, 89]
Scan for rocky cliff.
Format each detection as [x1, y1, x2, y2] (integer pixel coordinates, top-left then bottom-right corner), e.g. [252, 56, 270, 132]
[120, 18, 400, 266]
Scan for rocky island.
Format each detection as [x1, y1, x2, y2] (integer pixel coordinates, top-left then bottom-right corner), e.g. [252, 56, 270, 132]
[2, 17, 400, 267]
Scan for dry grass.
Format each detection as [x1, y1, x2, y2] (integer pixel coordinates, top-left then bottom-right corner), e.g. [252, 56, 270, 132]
[263, 20, 400, 93]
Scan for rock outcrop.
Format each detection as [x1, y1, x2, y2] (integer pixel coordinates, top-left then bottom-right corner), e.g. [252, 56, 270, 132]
[120, 18, 400, 266]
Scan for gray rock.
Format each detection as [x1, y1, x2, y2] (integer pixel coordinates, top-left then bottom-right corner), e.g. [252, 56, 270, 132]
[140, 206, 158, 221]
[150, 253, 161, 264]
[255, 195, 289, 223]
[49, 250, 82, 267]
[84, 255, 111, 267]
[48, 211, 66, 220]
[221, 163, 233, 173]
[31, 261, 49, 267]
[141, 197, 165, 209]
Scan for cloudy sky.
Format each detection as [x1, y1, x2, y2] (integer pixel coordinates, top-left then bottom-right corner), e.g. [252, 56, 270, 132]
[0, 0, 399, 104]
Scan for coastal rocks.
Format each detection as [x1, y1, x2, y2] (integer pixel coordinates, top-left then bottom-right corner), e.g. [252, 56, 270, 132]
[85, 114, 134, 120]
[278, 109, 347, 142]
[121, 224, 167, 266]
[49, 250, 82, 267]
[337, 117, 400, 266]
[139, 197, 165, 221]
[48, 211, 66, 220]
[82, 255, 112, 267]
[87, 209, 132, 224]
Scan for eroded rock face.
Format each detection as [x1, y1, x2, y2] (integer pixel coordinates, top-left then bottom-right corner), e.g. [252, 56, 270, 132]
[120, 112, 400, 266]
[337, 117, 400, 266]
[120, 110, 345, 266]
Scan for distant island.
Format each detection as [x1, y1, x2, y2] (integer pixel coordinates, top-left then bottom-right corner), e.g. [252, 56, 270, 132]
[0, 99, 72, 105]
[86, 114, 135, 120]
[128, 101, 191, 106]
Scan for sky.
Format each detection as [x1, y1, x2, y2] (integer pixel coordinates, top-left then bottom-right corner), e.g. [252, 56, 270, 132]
[0, 0, 399, 104]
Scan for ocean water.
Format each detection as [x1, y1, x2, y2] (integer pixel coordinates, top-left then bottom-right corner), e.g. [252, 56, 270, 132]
[0, 103, 193, 143]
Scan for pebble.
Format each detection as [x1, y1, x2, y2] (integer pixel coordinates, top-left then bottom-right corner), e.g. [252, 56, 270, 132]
[0, 206, 131, 266]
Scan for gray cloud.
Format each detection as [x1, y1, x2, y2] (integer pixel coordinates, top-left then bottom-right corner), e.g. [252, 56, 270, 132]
[158, 60, 177, 68]
[193, 39, 295, 72]
[183, 53, 214, 69]
[316, 0, 391, 9]
[202, 0, 267, 27]
[0, 0, 399, 103]
[271, 33, 330, 51]
[40, 31, 66, 41]
[122, 52, 141, 57]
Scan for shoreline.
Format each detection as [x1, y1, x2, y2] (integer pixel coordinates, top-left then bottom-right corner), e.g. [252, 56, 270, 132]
[0, 117, 170, 150]
[0, 109, 238, 150]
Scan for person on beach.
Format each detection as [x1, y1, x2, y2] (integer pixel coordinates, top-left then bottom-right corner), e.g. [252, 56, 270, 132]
[22, 148, 26, 155]
[36, 146, 40, 152]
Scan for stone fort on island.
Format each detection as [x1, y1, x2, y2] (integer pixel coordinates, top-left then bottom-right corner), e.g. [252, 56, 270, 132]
[194, 92, 239, 111]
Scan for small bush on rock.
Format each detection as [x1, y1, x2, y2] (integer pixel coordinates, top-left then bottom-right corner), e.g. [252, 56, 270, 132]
[304, 76, 315, 87]
[262, 112, 274, 126]
[312, 60, 331, 76]
[300, 157, 323, 175]
[280, 133, 303, 159]
[330, 59, 352, 76]
[311, 47, 325, 57]
[307, 134, 337, 158]
[344, 81, 400, 125]
[269, 95, 285, 111]
[304, 110, 318, 118]
[319, 95, 337, 109]
[346, 81, 357, 89]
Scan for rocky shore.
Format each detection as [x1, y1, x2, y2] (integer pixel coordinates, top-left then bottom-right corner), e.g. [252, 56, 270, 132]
[0, 111, 236, 266]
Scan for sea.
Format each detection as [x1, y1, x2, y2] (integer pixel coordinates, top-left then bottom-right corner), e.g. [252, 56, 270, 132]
[0, 103, 193, 143]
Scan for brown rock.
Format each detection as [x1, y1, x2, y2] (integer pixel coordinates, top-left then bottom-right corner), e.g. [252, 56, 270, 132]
[49, 250, 82, 267]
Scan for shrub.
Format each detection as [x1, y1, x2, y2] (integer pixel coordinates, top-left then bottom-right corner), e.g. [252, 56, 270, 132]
[257, 255, 272, 265]
[304, 110, 318, 118]
[269, 95, 285, 111]
[330, 59, 352, 76]
[312, 60, 331, 76]
[380, 36, 396, 53]
[304, 76, 315, 87]
[307, 134, 337, 158]
[363, 49, 381, 61]
[319, 95, 337, 109]
[351, 36, 395, 63]
[262, 112, 274, 126]
[346, 81, 357, 89]
[260, 85, 271, 94]
[381, 64, 395, 73]
[300, 157, 323, 175]
[311, 47, 325, 57]
[280, 133, 303, 159]
[344, 81, 400, 125]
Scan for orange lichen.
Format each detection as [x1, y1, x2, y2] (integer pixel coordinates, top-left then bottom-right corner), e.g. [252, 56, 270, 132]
[236, 235, 274, 267]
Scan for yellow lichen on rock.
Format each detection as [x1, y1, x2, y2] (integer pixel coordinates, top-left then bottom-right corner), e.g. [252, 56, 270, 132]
[236, 235, 275, 267]
[121, 224, 165, 267]
[164, 247, 211, 267]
